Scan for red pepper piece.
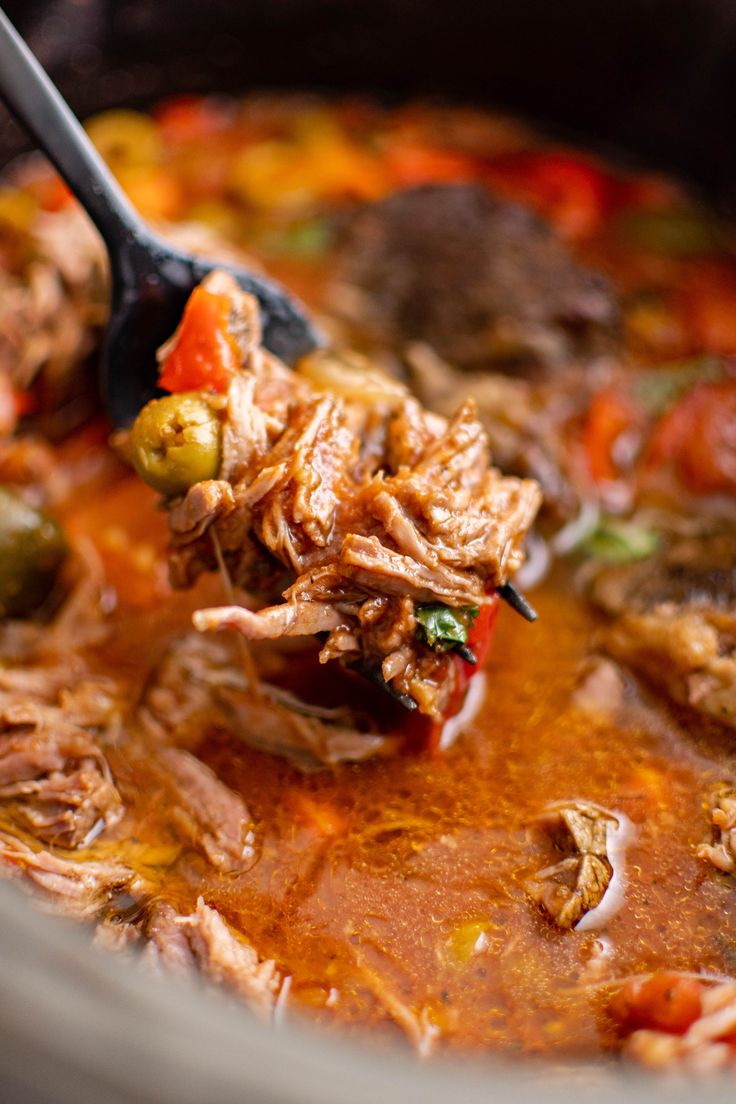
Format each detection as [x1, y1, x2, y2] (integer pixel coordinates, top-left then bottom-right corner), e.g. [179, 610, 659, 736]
[158, 285, 241, 394]
[610, 972, 704, 1036]
[646, 377, 736, 496]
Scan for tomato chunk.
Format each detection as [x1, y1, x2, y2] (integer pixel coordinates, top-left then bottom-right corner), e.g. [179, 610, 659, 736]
[647, 377, 736, 495]
[583, 387, 640, 483]
[610, 972, 704, 1035]
[422, 595, 500, 752]
[386, 144, 478, 188]
[154, 95, 229, 145]
[158, 284, 241, 394]
[484, 150, 612, 238]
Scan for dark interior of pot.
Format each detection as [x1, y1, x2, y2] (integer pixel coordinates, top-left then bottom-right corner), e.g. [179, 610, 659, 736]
[4, 0, 736, 203]
[1, 3, 736, 1102]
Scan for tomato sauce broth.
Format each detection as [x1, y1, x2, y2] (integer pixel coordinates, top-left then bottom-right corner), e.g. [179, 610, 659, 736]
[50, 453, 736, 1058]
[5, 95, 736, 1064]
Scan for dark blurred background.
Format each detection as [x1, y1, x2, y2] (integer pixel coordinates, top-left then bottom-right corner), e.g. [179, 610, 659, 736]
[1, 0, 736, 203]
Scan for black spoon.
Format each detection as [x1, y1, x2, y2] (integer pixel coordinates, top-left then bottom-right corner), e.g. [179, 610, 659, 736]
[0, 8, 321, 428]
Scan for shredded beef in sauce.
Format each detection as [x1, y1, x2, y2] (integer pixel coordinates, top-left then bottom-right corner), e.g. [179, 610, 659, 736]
[164, 271, 541, 721]
[3, 95, 736, 1073]
[589, 531, 736, 729]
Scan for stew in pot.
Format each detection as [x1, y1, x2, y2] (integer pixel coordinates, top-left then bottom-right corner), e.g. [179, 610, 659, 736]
[0, 94, 735, 1073]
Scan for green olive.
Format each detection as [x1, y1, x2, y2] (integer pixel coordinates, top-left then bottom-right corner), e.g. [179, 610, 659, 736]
[0, 487, 67, 619]
[129, 391, 222, 496]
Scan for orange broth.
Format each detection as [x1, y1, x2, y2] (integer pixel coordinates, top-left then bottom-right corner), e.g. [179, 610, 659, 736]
[4, 95, 736, 1062]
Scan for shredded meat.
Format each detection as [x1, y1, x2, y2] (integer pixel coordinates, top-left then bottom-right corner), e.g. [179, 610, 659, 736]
[146, 897, 282, 1019]
[0, 627, 123, 848]
[571, 657, 627, 717]
[153, 747, 256, 873]
[589, 531, 736, 729]
[0, 830, 140, 918]
[141, 632, 397, 769]
[526, 801, 618, 929]
[697, 786, 736, 873]
[404, 341, 587, 521]
[334, 183, 619, 375]
[163, 272, 540, 720]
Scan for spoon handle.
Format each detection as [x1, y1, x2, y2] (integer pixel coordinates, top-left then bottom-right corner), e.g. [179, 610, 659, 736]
[0, 7, 145, 254]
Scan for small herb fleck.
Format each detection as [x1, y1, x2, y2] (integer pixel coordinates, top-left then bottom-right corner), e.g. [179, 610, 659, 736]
[578, 517, 659, 564]
[416, 604, 479, 652]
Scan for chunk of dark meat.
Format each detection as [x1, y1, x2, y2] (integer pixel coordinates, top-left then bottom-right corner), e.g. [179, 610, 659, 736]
[589, 532, 736, 729]
[335, 184, 619, 375]
[145, 897, 281, 1019]
[526, 801, 619, 929]
[158, 273, 541, 721]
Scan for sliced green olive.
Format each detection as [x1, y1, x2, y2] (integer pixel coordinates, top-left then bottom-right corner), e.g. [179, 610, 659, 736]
[129, 391, 222, 496]
[0, 486, 67, 619]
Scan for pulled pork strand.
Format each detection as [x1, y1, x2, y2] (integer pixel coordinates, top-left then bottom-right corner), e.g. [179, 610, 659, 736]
[145, 271, 541, 720]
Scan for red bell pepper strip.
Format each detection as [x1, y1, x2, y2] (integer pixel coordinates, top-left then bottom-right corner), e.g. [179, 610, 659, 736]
[609, 972, 704, 1035]
[158, 284, 241, 394]
[583, 387, 640, 484]
[483, 150, 612, 238]
[386, 144, 479, 188]
[422, 594, 501, 752]
[153, 95, 228, 145]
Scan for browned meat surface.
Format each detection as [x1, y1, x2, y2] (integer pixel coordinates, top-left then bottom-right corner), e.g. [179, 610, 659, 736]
[697, 786, 736, 873]
[335, 184, 619, 375]
[0, 207, 105, 431]
[163, 272, 541, 720]
[146, 897, 281, 1018]
[526, 801, 619, 929]
[589, 532, 736, 729]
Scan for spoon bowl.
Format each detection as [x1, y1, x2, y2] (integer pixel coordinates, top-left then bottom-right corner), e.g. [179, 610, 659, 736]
[103, 230, 321, 427]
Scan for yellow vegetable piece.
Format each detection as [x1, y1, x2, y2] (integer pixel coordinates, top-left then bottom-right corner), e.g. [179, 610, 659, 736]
[297, 348, 408, 410]
[228, 140, 317, 211]
[0, 188, 37, 233]
[446, 919, 491, 966]
[115, 165, 183, 222]
[85, 109, 163, 168]
[229, 129, 388, 211]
